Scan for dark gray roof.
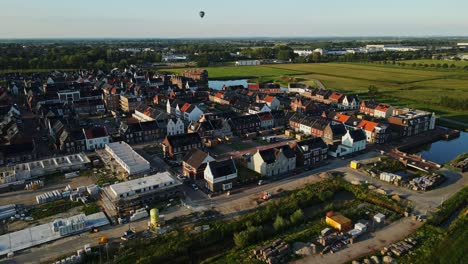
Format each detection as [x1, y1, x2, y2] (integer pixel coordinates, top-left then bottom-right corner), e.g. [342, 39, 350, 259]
[183, 149, 210, 168]
[296, 138, 328, 152]
[207, 159, 237, 179]
[166, 133, 202, 148]
[349, 129, 366, 142]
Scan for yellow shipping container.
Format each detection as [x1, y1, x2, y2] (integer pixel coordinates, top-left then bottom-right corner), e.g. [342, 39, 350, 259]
[350, 160, 360, 169]
[326, 215, 352, 231]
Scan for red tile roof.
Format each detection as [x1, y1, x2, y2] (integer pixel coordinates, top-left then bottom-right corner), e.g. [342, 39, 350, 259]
[375, 103, 391, 112]
[257, 112, 273, 121]
[84, 127, 108, 139]
[357, 120, 378, 132]
[264, 95, 275, 103]
[329, 92, 344, 101]
[334, 113, 351, 123]
[215, 92, 224, 99]
[180, 103, 192, 113]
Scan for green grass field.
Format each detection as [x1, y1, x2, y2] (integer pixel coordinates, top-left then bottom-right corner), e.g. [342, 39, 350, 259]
[171, 63, 468, 124]
[166, 65, 306, 79]
[402, 59, 468, 67]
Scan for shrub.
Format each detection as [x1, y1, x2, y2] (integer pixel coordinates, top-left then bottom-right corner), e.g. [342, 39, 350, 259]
[290, 209, 305, 225]
[273, 215, 289, 231]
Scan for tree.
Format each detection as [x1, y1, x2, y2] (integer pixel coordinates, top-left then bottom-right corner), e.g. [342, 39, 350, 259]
[312, 52, 322, 63]
[368, 85, 379, 95]
[273, 215, 288, 231]
[318, 190, 334, 201]
[277, 50, 292, 61]
[95, 59, 106, 70]
[195, 57, 209, 67]
[290, 209, 305, 225]
[119, 59, 128, 69]
[154, 53, 162, 62]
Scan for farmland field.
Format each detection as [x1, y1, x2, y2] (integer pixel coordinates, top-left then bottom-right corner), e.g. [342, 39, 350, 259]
[166, 65, 306, 79]
[401, 59, 468, 67]
[171, 63, 468, 124]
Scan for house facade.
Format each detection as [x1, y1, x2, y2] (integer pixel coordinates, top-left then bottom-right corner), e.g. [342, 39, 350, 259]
[182, 149, 214, 180]
[83, 127, 109, 151]
[162, 133, 203, 160]
[249, 145, 296, 177]
[167, 118, 185, 136]
[295, 138, 328, 167]
[204, 159, 238, 192]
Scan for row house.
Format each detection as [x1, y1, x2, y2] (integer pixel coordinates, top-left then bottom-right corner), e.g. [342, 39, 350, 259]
[102, 86, 123, 112]
[257, 112, 274, 129]
[132, 105, 169, 122]
[0, 141, 37, 165]
[289, 115, 329, 138]
[290, 97, 317, 112]
[248, 103, 271, 114]
[374, 103, 393, 119]
[249, 145, 296, 177]
[57, 129, 87, 153]
[228, 115, 261, 135]
[119, 119, 164, 144]
[166, 100, 204, 122]
[83, 126, 110, 151]
[356, 120, 389, 144]
[188, 118, 232, 139]
[73, 98, 106, 115]
[204, 159, 238, 192]
[182, 69, 209, 89]
[388, 109, 436, 137]
[271, 110, 290, 128]
[162, 132, 203, 160]
[359, 100, 380, 116]
[210, 91, 232, 105]
[257, 95, 280, 110]
[337, 95, 359, 110]
[120, 95, 144, 113]
[182, 149, 214, 180]
[329, 129, 367, 157]
[294, 138, 328, 167]
[248, 83, 283, 94]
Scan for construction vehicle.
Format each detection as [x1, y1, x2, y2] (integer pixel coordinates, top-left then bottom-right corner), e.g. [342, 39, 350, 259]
[99, 235, 108, 244]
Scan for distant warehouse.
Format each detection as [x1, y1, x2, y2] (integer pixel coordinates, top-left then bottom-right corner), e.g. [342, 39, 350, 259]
[235, 60, 261, 66]
[104, 142, 150, 176]
[104, 172, 182, 209]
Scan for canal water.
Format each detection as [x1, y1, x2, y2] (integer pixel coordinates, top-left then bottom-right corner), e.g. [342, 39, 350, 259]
[410, 131, 468, 164]
[208, 79, 248, 90]
[208, 79, 289, 91]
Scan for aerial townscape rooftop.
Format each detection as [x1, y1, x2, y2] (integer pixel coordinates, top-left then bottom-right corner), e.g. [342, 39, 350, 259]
[0, 1, 467, 263]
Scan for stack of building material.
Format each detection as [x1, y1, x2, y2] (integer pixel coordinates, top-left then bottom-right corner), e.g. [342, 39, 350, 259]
[36, 190, 63, 204]
[0, 204, 17, 220]
[52, 214, 87, 236]
[130, 208, 149, 222]
[252, 239, 290, 264]
[86, 184, 100, 196]
[25, 180, 44, 190]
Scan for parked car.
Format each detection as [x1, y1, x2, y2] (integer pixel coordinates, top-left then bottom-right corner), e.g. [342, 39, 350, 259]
[191, 184, 199, 191]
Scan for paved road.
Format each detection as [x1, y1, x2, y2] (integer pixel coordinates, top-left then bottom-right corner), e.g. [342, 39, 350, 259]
[310, 78, 326, 90]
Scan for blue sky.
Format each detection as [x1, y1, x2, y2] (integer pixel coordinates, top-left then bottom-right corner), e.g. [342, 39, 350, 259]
[1, 0, 467, 38]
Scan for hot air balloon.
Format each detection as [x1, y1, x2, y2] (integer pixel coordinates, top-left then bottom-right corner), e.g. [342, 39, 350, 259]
[199, 11, 205, 18]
